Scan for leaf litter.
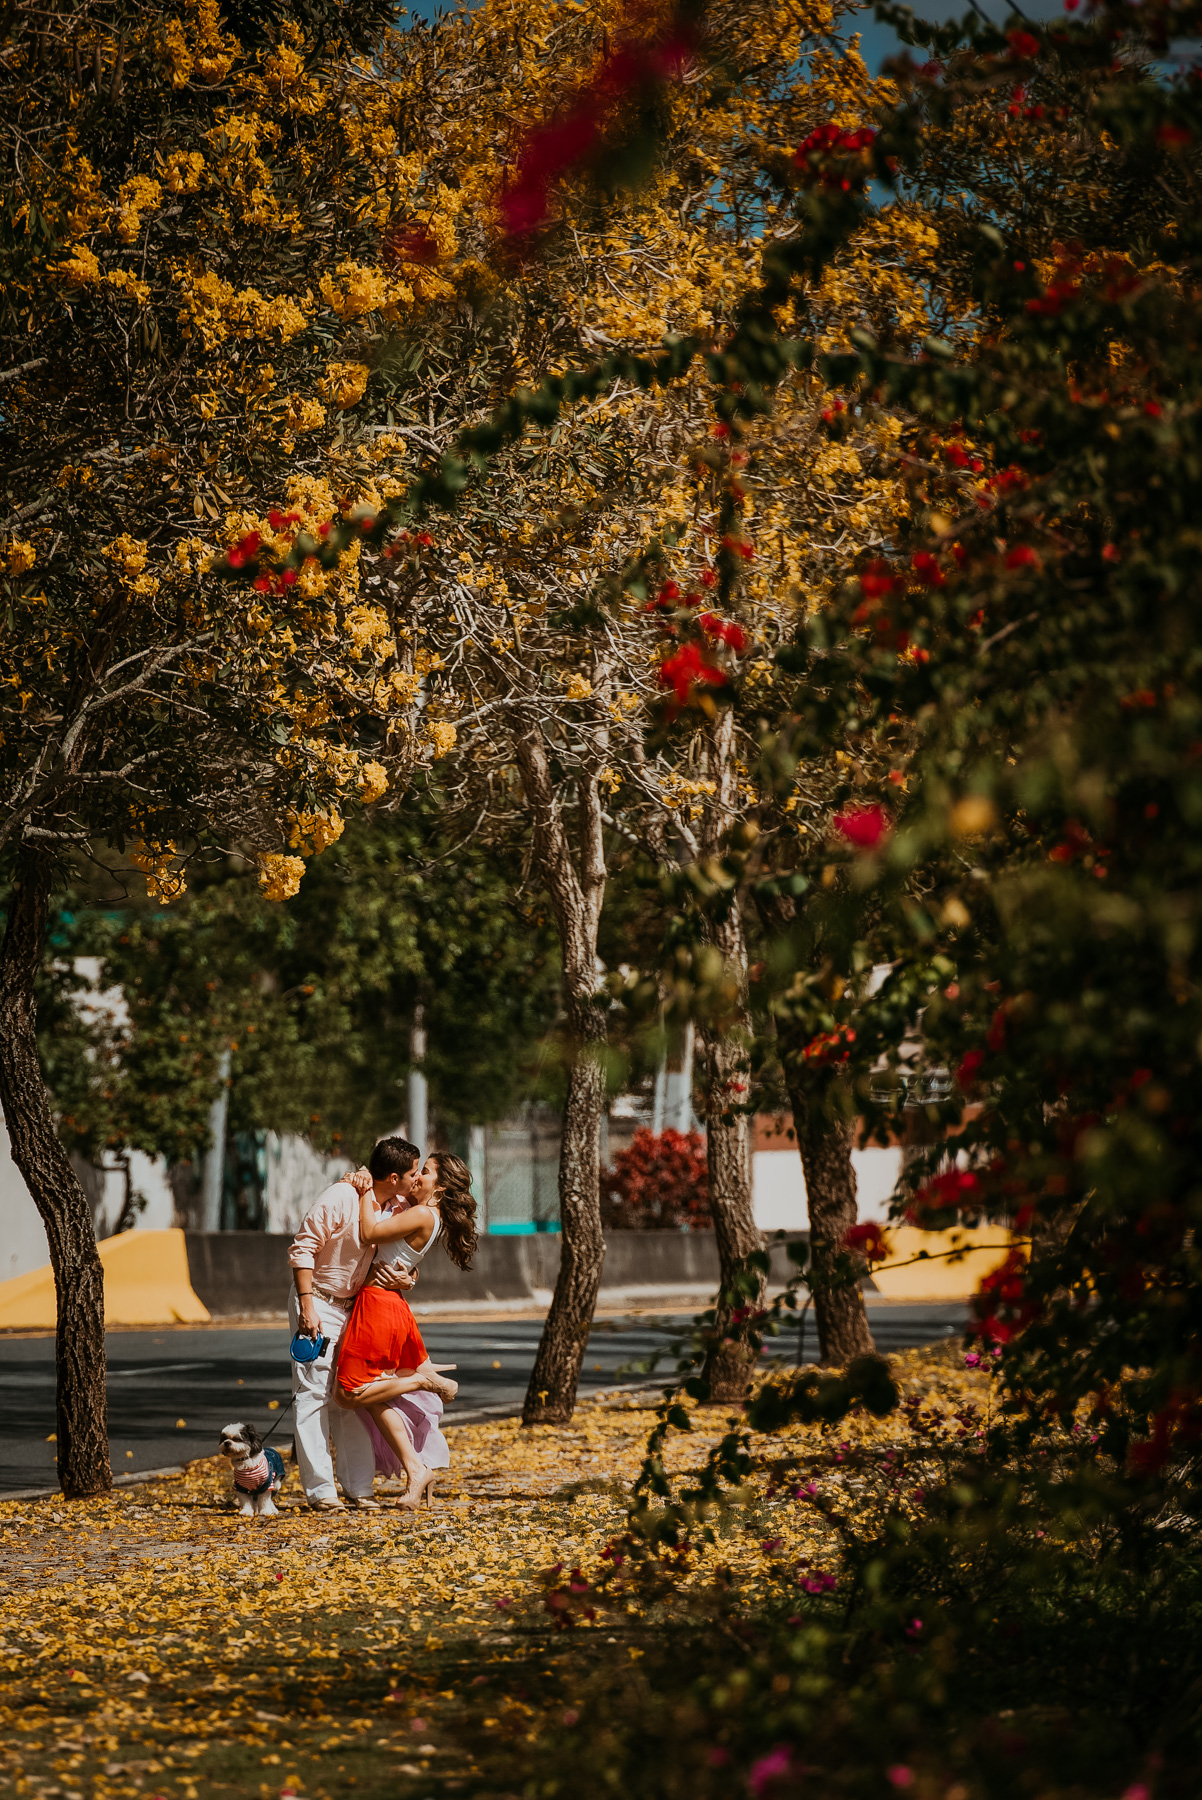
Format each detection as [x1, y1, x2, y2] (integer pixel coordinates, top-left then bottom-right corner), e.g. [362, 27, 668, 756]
[0, 1347, 985, 1798]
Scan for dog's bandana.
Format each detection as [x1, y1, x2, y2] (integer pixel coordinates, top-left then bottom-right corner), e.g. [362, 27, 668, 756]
[234, 1446, 284, 1494]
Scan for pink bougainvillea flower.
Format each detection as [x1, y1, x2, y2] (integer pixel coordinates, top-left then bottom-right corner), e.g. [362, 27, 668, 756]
[748, 1745, 795, 1796]
[886, 1767, 915, 1790]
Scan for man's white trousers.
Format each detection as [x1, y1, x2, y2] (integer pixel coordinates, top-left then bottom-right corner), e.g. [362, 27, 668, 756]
[287, 1290, 376, 1502]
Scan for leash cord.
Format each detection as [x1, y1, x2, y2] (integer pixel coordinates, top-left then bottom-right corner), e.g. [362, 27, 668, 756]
[261, 1394, 297, 1447]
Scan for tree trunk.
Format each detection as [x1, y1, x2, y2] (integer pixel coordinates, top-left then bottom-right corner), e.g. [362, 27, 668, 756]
[790, 1087, 876, 1364]
[523, 992, 607, 1425]
[698, 707, 763, 1406]
[0, 850, 111, 1496]
[516, 714, 609, 1425]
[752, 887, 877, 1367]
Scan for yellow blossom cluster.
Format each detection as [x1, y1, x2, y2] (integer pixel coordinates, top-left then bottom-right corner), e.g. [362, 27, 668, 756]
[288, 807, 346, 857]
[130, 841, 187, 905]
[0, 540, 36, 578]
[357, 759, 389, 804]
[319, 359, 371, 410]
[257, 852, 306, 901]
[424, 720, 458, 759]
[176, 268, 311, 348]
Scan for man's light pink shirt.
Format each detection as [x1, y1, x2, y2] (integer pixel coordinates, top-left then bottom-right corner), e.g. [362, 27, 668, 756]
[288, 1180, 377, 1300]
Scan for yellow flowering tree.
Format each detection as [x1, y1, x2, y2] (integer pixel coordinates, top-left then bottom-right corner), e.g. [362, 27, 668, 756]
[204, 0, 935, 1415]
[0, 0, 453, 1495]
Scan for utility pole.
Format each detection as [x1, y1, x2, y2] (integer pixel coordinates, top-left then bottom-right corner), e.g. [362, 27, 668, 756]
[407, 1005, 427, 1158]
[200, 1048, 231, 1231]
[666, 1020, 694, 1134]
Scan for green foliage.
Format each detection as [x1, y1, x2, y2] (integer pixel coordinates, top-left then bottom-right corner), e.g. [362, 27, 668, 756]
[38, 794, 560, 1161]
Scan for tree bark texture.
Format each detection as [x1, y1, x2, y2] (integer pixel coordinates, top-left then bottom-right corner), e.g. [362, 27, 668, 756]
[789, 1086, 876, 1364]
[0, 850, 111, 1496]
[698, 707, 764, 1406]
[753, 887, 877, 1367]
[516, 716, 609, 1425]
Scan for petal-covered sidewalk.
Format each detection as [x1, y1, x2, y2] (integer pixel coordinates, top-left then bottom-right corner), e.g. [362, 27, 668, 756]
[0, 1349, 985, 1799]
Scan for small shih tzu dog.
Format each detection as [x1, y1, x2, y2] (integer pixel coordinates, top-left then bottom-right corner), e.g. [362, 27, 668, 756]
[219, 1422, 286, 1517]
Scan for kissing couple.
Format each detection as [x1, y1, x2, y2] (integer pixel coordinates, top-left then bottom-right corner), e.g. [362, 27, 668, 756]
[288, 1135, 477, 1511]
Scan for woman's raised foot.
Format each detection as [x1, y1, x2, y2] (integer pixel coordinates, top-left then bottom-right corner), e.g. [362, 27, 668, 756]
[398, 1464, 437, 1512]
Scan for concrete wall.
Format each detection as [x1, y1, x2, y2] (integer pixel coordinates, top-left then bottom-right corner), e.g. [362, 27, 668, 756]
[183, 1229, 806, 1316]
[752, 1144, 902, 1230]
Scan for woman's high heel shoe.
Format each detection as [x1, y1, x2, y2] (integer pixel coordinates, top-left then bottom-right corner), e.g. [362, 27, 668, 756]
[399, 1465, 436, 1511]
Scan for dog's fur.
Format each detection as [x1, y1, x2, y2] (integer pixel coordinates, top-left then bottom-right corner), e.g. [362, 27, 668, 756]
[219, 1421, 284, 1517]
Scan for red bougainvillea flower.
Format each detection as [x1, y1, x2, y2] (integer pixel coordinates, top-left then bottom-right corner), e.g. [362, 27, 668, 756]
[859, 560, 898, 600]
[911, 550, 945, 587]
[794, 121, 878, 189]
[833, 804, 890, 849]
[970, 1247, 1036, 1346]
[1007, 29, 1040, 56]
[956, 1048, 987, 1088]
[801, 1025, 856, 1064]
[845, 1221, 890, 1263]
[657, 642, 729, 706]
[1005, 543, 1041, 570]
[500, 26, 697, 242]
[1026, 274, 1080, 317]
[907, 1168, 982, 1225]
[697, 612, 749, 652]
[383, 220, 441, 266]
[1128, 1392, 1202, 1475]
[1156, 122, 1193, 149]
[748, 1746, 796, 1798]
[226, 530, 261, 570]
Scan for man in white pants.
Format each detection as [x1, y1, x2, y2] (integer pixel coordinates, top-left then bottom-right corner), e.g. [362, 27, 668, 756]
[288, 1137, 421, 1512]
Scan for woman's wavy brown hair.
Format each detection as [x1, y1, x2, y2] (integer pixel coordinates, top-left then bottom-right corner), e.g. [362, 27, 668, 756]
[429, 1153, 478, 1270]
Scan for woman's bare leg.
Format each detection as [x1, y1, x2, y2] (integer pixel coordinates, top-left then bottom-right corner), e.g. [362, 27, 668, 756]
[339, 1361, 457, 1408]
[364, 1398, 427, 1489]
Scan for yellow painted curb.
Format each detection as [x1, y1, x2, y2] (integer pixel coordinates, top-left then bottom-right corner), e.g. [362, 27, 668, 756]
[869, 1225, 1013, 1302]
[0, 1228, 211, 1329]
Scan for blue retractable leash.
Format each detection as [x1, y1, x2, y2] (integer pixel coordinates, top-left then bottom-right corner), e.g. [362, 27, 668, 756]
[258, 1327, 329, 1447]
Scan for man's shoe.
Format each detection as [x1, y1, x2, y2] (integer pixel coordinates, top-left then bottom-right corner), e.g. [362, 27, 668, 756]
[308, 1497, 346, 1512]
[345, 1495, 381, 1511]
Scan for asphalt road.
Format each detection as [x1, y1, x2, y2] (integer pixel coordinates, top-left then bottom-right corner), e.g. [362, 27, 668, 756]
[0, 1303, 967, 1495]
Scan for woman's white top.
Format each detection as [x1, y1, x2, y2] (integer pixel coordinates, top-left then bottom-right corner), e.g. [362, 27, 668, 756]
[374, 1206, 441, 1272]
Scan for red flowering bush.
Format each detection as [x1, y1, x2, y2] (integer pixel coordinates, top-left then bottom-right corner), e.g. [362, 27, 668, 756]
[601, 1127, 710, 1230]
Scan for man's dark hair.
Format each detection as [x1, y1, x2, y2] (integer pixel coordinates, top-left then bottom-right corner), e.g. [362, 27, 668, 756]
[368, 1136, 420, 1181]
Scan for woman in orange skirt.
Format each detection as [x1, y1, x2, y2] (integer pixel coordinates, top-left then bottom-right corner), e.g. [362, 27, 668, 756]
[336, 1152, 477, 1509]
